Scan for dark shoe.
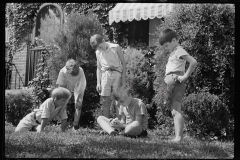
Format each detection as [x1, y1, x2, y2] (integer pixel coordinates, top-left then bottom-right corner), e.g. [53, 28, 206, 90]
[124, 130, 148, 138]
[109, 130, 118, 136]
[99, 130, 107, 135]
[72, 125, 80, 132]
[29, 126, 37, 132]
[139, 130, 148, 137]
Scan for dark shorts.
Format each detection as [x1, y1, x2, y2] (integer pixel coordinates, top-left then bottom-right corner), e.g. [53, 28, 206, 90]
[122, 129, 148, 138]
[164, 71, 186, 108]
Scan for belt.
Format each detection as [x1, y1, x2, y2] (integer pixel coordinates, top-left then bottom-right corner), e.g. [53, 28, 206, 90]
[166, 71, 184, 76]
[103, 67, 121, 73]
[105, 68, 119, 72]
[33, 112, 41, 124]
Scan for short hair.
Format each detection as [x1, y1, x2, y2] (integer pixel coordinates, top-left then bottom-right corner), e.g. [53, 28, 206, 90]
[159, 28, 178, 46]
[66, 59, 78, 68]
[90, 34, 104, 50]
[51, 87, 71, 100]
[112, 87, 132, 101]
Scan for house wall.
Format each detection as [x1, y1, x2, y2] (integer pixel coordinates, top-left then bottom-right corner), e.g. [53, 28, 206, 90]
[10, 43, 28, 89]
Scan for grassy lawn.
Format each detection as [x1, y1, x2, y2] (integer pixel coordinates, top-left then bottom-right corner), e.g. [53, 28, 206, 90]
[5, 122, 234, 158]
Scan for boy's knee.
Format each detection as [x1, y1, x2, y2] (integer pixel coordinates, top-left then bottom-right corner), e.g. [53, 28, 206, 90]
[97, 116, 105, 123]
[15, 127, 26, 132]
[15, 127, 20, 132]
[125, 121, 142, 136]
[171, 108, 182, 117]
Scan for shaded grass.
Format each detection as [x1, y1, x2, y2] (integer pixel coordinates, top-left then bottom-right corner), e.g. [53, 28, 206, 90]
[5, 122, 234, 158]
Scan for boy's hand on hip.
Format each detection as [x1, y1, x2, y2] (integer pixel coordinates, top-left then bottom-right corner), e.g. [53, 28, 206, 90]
[177, 75, 187, 83]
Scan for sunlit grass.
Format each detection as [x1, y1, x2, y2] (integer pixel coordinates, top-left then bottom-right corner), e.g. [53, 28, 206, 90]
[5, 122, 234, 158]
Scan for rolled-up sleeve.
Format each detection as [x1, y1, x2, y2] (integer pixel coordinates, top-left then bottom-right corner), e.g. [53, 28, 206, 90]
[56, 69, 66, 87]
[40, 99, 52, 119]
[74, 67, 86, 103]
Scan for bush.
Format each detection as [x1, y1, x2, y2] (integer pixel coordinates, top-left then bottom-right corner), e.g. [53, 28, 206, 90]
[152, 47, 172, 127]
[182, 92, 230, 139]
[124, 46, 157, 129]
[51, 12, 106, 128]
[155, 4, 235, 117]
[5, 92, 34, 126]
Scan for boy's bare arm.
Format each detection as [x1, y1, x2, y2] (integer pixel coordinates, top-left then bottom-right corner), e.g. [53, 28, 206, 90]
[134, 115, 143, 124]
[57, 71, 67, 88]
[74, 68, 86, 106]
[38, 118, 48, 133]
[96, 57, 102, 93]
[38, 107, 62, 133]
[178, 55, 198, 83]
[116, 46, 126, 87]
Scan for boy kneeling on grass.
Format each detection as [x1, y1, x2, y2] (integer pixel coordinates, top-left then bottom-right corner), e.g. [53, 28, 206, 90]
[15, 87, 71, 133]
[97, 87, 148, 138]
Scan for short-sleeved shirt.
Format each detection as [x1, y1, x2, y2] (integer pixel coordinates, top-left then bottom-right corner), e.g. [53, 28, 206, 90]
[33, 98, 68, 123]
[165, 46, 189, 75]
[96, 42, 123, 73]
[119, 98, 148, 130]
[56, 66, 86, 103]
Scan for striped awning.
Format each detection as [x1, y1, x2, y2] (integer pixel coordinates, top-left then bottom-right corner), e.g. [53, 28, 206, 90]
[109, 3, 173, 25]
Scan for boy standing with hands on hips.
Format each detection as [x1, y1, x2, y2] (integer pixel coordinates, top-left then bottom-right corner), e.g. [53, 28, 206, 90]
[159, 28, 198, 143]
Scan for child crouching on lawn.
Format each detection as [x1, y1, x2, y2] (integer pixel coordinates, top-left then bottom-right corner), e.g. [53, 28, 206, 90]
[97, 87, 148, 138]
[15, 87, 71, 133]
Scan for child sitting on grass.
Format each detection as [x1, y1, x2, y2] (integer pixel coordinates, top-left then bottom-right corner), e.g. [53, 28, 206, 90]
[15, 87, 71, 133]
[97, 87, 148, 138]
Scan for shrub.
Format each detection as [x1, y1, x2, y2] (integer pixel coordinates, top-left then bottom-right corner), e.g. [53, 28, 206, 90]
[152, 47, 172, 128]
[124, 46, 157, 129]
[155, 4, 235, 117]
[5, 92, 34, 126]
[51, 12, 106, 128]
[182, 91, 230, 139]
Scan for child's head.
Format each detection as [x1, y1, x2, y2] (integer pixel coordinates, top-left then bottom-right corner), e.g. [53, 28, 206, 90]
[90, 34, 104, 50]
[65, 59, 79, 76]
[159, 28, 179, 51]
[112, 87, 133, 106]
[51, 87, 71, 107]
[51, 87, 71, 104]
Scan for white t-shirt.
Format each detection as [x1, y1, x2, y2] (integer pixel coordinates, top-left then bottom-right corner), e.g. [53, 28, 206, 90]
[56, 66, 86, 103]
[96, 42, 123, 73]
[119, 98, 148, 130]
[34, 98, 68, 123]
[165, 46, 189, 75]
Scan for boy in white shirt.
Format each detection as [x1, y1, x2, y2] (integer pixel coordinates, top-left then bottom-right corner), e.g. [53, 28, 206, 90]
[15, 87, 71, 133]
[56, 59, 86, 131]
[159, 28, 198, 143]
[90, 34, 126, 119]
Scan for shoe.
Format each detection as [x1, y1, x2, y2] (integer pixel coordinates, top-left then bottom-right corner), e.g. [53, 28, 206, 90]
[72, 125, 79, 132]
[109, 130, 118, 136]
[99, 130, 107, 135]
[118, 130, 125, 136]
